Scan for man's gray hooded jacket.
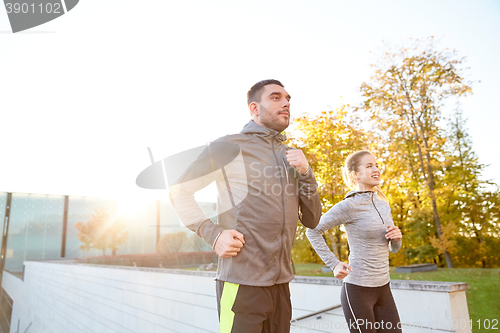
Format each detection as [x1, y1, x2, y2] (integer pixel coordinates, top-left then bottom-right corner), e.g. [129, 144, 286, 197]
[170, 120, 321, 286]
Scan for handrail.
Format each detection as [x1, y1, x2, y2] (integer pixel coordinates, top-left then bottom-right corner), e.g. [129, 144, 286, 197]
[290, 304, 342, 323]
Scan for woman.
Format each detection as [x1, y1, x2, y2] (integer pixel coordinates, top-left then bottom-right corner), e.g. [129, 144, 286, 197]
[306, 150, 403, 333]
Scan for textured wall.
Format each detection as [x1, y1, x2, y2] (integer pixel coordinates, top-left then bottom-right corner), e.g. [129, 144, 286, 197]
[2, 262, 471, 333]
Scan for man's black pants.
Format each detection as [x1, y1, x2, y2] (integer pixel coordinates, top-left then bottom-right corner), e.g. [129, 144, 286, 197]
[216, 280, 292, 333]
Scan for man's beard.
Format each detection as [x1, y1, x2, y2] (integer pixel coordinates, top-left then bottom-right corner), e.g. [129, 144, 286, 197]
[258, 105, 289, 132]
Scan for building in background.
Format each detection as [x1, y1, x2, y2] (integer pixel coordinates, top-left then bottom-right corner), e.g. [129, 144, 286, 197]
[0, 192, 216, 332]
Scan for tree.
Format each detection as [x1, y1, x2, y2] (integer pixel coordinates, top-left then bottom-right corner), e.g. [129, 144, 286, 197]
[358, 37, 473, 267]
[157, 232, 188, 253]
[438, 107, 500, 267]
[289, 106, 369, 264]
[75, 206, 129, 256]
[189, 233, 211, 252]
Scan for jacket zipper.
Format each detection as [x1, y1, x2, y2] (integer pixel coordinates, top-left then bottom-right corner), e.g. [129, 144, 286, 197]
[282, 158, 289, 183]
[371, 192, 385, 224]
[272, 138, 286, 283]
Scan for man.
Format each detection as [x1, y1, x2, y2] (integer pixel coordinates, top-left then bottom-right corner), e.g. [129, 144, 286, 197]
[169, 79, 321, 332]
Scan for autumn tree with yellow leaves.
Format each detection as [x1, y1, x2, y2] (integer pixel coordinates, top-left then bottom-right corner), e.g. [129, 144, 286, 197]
[358, 37, 474, 268]
[290, 38, 499, 268]
[76, 206, 129, 256]
[289, 106, 370, 264]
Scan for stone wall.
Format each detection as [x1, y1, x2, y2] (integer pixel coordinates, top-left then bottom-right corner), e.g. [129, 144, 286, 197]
[2, 260, 471, 333]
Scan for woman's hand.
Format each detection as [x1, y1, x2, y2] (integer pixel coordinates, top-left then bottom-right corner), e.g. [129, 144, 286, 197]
[333, 262, 353, 280]
[386, 225, 402, 241]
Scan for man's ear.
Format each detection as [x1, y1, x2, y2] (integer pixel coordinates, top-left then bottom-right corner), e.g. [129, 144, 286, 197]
[249, 102, 259, 117]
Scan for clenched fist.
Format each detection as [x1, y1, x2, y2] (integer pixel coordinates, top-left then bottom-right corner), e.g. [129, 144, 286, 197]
[385, 226, 402, 241]
[214, 230, 245, 258]
[286, 149, 310, 175]
[333, 262, 353, 280]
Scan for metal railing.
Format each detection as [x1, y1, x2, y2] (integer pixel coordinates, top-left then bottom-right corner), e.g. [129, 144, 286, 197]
[290, 304, 342, 323]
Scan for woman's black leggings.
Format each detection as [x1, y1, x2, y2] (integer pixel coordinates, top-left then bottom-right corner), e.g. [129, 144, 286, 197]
[341, 282, 402, 333]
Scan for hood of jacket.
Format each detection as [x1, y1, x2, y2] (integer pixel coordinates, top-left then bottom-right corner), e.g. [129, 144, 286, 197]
[240, 120, 287, 144]
[344, 190, 378, 200]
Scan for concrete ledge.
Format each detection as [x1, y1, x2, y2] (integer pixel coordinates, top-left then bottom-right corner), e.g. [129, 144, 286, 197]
[25, 259, 218, 277]
[6, 261, 471, 333]
[29, 260, 468, 292]
[292, 275, 468, 292]
[390, 279, 468, 292]
[292, 275, 343, 286]
[396, 263, 437, 273]
[321, 266, 332, 273]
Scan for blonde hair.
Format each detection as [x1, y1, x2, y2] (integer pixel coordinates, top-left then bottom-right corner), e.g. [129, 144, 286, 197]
[342, 150, 389, 202]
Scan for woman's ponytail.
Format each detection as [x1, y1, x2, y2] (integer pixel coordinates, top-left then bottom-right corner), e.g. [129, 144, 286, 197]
[374, 186, 389, 203]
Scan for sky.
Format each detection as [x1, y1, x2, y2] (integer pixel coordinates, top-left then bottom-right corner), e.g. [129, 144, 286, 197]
[1, 0, 499, 203]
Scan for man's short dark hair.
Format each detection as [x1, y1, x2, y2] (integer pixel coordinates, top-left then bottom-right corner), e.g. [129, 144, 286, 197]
[247, 79, 284, 105]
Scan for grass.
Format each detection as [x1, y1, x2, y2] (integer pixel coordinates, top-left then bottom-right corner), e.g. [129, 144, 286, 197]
[294, 263, 500, 333]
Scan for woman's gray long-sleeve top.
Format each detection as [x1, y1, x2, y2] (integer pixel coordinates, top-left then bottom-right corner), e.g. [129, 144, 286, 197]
[306, 190, 402, 287]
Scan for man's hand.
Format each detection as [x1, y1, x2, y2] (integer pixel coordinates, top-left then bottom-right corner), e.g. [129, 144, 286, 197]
[385, 225, 402, 241]
[333, 262, 353, 280]
[286, 149, 309, 175]
[214, 230, 245, 258]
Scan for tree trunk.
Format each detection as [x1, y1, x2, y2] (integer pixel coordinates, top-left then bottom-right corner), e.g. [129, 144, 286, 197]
[327, 232, 339, 259]
[405, 106, 454, 268]
[335, 230, 343, 262]
[419, 122, 454, 268]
